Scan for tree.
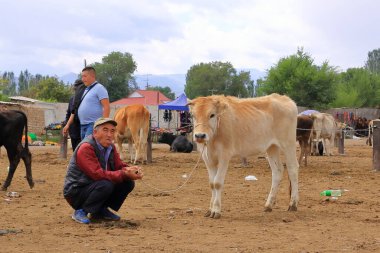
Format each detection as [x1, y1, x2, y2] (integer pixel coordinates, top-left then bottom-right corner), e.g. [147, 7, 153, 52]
[332, 68, 380, 108]
[92, 51, 137, 102]
[258, 48, 338, 109]
[1, 71, 17, 96]
[18, 69, 32, 95]
[147, 86, 175, 100]
[185, 61, 252, 98]
[29, 77, 72, 102]
[365, 48, 380, 75]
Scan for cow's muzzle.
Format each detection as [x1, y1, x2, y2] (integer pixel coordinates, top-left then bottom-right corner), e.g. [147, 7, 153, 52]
[194, 133, 207, 143]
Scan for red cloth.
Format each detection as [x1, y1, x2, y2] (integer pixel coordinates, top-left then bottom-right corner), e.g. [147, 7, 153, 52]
[76, 143, 129, 183]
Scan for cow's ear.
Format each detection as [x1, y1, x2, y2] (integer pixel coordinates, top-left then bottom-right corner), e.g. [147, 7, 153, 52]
[186, 100, 193, 107]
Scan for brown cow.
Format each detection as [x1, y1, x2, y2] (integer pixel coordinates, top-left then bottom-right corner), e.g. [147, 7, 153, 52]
[188, 93, 299, 219]
[114, 104, 150, 164]
[296, 115, 314, 167]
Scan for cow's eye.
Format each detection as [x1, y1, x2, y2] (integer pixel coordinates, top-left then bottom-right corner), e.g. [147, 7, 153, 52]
[210, 114, 215, 118]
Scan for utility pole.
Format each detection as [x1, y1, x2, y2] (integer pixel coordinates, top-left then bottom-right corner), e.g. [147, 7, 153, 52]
[145, 74, 152, 89]
[209, 88, 217, 95]
[84, 59, 87, 67]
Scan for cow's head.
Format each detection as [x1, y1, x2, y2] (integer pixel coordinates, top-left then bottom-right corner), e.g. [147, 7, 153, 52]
[187, 96, 228, 144]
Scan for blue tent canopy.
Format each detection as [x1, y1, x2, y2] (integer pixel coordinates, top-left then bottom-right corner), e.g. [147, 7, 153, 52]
[299, 109, 320, 116]
[158, 93, 189, 111]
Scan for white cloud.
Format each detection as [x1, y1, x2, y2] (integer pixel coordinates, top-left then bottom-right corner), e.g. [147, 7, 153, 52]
[0, 0, 379, 76]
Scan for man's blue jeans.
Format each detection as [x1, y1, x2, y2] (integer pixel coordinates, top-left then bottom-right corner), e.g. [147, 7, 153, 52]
[80, 122, 94, 140]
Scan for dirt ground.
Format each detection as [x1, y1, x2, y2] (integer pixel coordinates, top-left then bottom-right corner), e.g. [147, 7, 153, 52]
[0, 138, 379, 253]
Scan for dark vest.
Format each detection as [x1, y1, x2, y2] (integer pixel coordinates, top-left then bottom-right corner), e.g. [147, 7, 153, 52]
[63, 135, 116, 197]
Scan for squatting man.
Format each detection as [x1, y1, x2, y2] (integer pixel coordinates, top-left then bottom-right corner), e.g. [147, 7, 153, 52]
[63, 117, 143, 224]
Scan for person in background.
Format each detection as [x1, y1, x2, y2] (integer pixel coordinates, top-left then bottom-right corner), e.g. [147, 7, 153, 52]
[63, 117, 143, 224]
[63, 66, 110, 140]
[64, 79, 84, 151]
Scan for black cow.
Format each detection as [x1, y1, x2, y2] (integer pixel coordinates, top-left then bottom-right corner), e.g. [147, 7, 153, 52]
[158, 132, 193, 153]
[0, 110, 34, 190]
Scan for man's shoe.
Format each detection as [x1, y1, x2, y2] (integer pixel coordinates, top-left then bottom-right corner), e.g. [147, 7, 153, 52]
[72, 209, 90, 224]
[91, 208, 120, 221]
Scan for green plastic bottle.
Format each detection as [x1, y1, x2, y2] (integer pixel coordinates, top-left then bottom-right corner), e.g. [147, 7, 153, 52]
[320, 189, 347, 197]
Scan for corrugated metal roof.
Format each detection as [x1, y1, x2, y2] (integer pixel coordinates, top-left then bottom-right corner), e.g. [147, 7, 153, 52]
[111, 90, 171, 106]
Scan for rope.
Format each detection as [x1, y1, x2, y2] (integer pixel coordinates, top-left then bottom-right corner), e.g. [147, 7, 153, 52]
[139, 145, 205, 194]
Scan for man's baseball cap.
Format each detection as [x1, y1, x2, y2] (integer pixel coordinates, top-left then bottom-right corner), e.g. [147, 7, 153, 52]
[94, 117, 117, 128]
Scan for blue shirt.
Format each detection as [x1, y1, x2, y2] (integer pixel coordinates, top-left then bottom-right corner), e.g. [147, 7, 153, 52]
[95, 140, 113, 171]
[78, 81, 109, 124]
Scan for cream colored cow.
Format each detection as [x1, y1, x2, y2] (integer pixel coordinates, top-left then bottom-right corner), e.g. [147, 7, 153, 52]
[310, 113, 337, 156]
[367, 120, 374, 146]
[114, 104, 150, 164]
[188, 93, 299, 219]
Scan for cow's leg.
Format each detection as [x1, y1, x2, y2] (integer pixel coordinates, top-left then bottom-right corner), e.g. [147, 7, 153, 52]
[328, 136, 335, 156]
[21, 147, 34, 189]
[2, 148, 21, 191]
[116, 134, 125, 160]
[209, 161, 229, 219]
[284, 146, 299, 211]
[204, 166, 217, 218]
[128, 140, 135, 164]
[265, 145, 284, 212]
[202, 151, 228, 219]
[298, 140, 305, 167]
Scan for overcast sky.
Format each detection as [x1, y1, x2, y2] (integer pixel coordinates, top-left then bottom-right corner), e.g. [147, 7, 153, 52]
[1, 0, 379, 77]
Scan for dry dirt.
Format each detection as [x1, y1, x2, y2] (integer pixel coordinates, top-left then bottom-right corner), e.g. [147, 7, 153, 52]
[0, 139, 379, 253]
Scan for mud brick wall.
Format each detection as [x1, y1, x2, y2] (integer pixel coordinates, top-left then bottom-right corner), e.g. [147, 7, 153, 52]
[0, 103, 46, 135]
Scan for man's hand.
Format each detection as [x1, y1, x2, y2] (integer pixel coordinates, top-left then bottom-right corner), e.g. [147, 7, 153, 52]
[63, 125, 69, 136]
[123, 166, 143, 180]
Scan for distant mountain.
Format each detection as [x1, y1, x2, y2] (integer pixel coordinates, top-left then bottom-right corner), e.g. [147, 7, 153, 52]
[135, 74, 186, 97]
[59, 68, 266, 97]
[59, 72, 78, 85]
[135, 68, 266, 97]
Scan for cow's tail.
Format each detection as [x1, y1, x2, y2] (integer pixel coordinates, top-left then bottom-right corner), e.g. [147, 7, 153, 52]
[19, 111, 29, 150]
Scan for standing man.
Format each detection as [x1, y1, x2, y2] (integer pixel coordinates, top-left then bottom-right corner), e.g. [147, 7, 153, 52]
[63, 66, 110, 140]
[63, 117, 143, 224]
[64, 79, 84, 151]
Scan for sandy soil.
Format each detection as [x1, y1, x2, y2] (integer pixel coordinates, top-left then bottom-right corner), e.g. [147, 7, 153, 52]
[0, 139, 379, 253]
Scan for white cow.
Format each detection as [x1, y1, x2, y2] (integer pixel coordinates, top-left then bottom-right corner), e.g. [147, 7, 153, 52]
[310, 113, 339, 156]
[367, 120, 374, 146]
[188, 93, 299, 219]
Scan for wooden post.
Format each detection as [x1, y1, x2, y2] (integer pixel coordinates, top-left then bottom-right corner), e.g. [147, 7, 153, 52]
[372, 120, 380, 171]
[147, 115, 152, 163]
[338, 130, 344, 155]
[59, 129, 68, 159]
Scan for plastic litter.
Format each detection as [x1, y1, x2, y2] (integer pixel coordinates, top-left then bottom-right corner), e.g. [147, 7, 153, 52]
[245, 175, 258, 181]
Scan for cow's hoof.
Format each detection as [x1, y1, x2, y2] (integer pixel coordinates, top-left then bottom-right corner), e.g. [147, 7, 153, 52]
[210, 212, 221, 219]
[288, 205, 297, 211]
[204, 210, 211, 217]
[264, 206, 272, 212]
[1, 186, 7, 191]
[29, 182, 35, 189]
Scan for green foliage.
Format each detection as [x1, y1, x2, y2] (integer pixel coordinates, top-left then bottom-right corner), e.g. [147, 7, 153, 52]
[1, 71, 17, 95]
[332, 68, 380, 108]
[18, 69, 32, 94]
[258, 48, 338, 109]
[365, 48, 380, 75]
[147, 86, 175, 99]
[29, 77, 72, 102]
[92, 51, 137, 102]
[185, 61, 252, 98]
